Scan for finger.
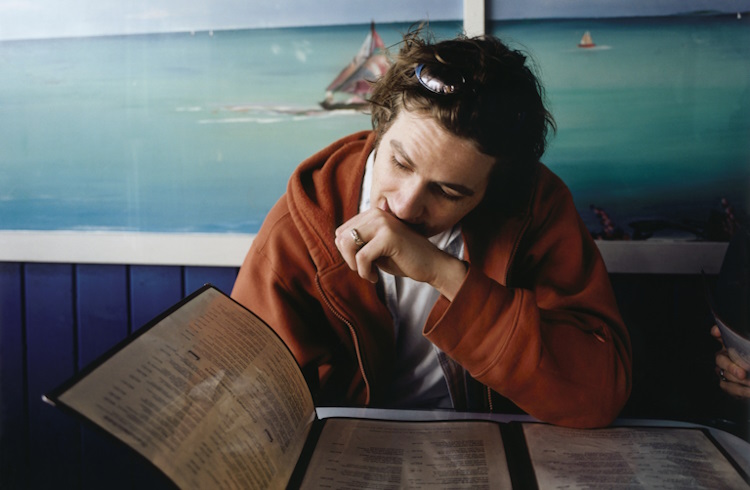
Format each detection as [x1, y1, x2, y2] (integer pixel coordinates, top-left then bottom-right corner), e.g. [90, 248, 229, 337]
[335, 223, 359, 240]
[716, 365, 739, 384]
[335, 208, 382, 238]
[334, 222, 382, 282]
[716, 352, 749, 383]
[715, 352, 737, 382]
[350, 228, 367, 250]
[719, 378, 750, 399]
[353, 241, 380, 283]
[728, 362, 749, 381]
[334, 228, 361, 272]
[710, 325, 722, 339]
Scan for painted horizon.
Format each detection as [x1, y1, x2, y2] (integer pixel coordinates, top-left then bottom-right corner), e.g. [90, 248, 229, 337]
[1, 3, 748, 243]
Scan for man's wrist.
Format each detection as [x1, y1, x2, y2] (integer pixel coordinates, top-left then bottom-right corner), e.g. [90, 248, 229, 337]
[431, 253, 468, 301]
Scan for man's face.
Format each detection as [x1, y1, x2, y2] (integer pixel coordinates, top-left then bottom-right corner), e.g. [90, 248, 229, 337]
[370, 109, 495, 238]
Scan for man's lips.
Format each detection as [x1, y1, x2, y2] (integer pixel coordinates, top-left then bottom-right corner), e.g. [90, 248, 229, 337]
[380, 199, 429, 236]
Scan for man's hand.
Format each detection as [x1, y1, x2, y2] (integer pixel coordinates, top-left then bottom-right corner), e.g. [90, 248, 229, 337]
[334, 208, 467, 301]
[711, 325, 750, 399]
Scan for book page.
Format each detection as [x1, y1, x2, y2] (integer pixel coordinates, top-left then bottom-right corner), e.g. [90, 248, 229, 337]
[57, 287, 316, 490]
[523, 424, 748, 489]
[300, 418, 512, 489]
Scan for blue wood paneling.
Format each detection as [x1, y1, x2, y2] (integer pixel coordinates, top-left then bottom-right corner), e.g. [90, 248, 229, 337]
[76, 264, 134, 489]
[0, 262, 28, 489]
[77, 264, 130, 367]
[184, 266, 238, 297]
[129, 265, 183, 332]
[5, 260, 743, 484]
[24, 263, 81, 488]
[0, 261, 240, 488]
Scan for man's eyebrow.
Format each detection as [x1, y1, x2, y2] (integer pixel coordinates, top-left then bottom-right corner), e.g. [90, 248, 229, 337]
[390, 140, 415, 166]
[390, 140, 476, 197]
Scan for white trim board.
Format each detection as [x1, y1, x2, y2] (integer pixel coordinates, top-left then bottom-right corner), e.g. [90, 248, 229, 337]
[0, 231, 252, 268]
[0, 230, 728, 274]
[463, 0, 486, 36]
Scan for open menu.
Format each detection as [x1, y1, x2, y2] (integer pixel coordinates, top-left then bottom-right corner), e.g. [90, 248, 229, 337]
[43, 285, 749, 489]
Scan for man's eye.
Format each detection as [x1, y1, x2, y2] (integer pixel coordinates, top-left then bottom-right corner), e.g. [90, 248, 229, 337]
[391, 157, 409, 171]
[440, 191, 463, 201]
[435, 185, 463, 201]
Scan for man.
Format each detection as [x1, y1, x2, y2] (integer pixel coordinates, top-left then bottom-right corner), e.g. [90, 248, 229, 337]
[232, 31, 632, 428]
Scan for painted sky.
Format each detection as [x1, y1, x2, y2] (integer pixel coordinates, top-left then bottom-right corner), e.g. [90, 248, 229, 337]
[0, 0, 748, 41]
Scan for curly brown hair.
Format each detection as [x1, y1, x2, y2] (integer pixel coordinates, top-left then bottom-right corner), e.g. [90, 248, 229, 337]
[369, 29, 555, 170]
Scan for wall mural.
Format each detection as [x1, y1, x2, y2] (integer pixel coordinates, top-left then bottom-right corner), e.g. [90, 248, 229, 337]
[1, 1, 748, 242]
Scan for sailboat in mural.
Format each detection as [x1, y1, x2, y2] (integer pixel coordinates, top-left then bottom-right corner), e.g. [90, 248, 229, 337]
[578, 31, 596, 48]
[320, 22, 390, 110]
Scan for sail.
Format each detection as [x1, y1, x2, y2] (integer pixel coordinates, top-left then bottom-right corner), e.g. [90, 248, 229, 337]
[578, 31, 595, 48]
[325, 22, 389, 96]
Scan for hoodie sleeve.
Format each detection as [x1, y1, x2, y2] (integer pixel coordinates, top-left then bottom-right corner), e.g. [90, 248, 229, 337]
[423, 170, 632, 429]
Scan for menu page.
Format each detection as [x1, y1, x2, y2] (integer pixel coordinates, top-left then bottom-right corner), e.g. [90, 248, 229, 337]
[300, 418, 512, 489]
[56, 287, 316, 490]
[523, 424, 748, 489]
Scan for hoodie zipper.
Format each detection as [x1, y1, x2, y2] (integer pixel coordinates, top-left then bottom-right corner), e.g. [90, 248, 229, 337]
[315, 275, 371, 404]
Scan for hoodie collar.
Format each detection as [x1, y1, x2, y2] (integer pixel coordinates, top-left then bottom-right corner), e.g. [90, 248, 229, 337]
[286, 130, 376, 272]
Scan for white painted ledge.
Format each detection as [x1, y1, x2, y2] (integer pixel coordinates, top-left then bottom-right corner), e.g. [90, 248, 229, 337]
[0, 230, 728, 274]
[594, 240, 727, 275]
[0, 230, 253, 268]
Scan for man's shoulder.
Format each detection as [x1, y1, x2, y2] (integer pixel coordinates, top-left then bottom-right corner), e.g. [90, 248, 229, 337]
[497, 161, 573, 218]
[525, 162, 582, 236]
[534, 162, 570, 193]
[526, 162, 576, 214]
[299, 130, 374, 171]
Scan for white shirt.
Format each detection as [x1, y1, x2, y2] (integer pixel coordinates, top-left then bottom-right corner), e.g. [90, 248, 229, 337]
[359, 152, 464, 408]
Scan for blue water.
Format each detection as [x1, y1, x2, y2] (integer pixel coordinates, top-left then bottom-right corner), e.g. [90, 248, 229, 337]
[1, 17, 748, 236]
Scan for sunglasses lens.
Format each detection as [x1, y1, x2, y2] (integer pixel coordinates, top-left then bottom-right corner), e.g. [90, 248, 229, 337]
[416, 63, 465, 95]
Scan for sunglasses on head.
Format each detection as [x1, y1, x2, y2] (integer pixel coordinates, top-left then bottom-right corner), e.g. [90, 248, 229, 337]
[415, 63, 468, 95]
[415, 62, 527, 130]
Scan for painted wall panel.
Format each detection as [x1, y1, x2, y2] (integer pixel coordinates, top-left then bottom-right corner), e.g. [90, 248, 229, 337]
[76, 264, 130, 367]
[129, 265, 184, 332]
[184, 266, 238, 297]
[76, 264, 134, 489]
[0, 263, 28, 489]
[24, 263, 80, 488]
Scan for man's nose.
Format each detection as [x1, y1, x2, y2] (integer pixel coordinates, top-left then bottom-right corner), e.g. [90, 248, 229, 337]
[391, 183, 426, 224]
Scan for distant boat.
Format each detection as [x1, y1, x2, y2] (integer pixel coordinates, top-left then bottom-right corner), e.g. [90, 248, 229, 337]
[320, 22, 390, 111]
[578, 31, 596, 48]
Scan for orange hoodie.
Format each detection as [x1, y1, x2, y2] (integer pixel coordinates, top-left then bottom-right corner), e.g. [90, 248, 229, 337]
[232, 131, 632, 428]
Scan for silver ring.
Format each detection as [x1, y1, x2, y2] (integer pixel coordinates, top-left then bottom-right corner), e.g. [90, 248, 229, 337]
[720, 368, 727, 381]
[350, 228, 365, 249]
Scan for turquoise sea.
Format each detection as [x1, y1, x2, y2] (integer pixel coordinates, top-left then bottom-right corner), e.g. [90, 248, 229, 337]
[1, 16, 748, 237]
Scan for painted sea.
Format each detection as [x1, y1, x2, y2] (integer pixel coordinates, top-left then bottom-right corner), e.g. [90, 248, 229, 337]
[1, 16, 748, 239]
